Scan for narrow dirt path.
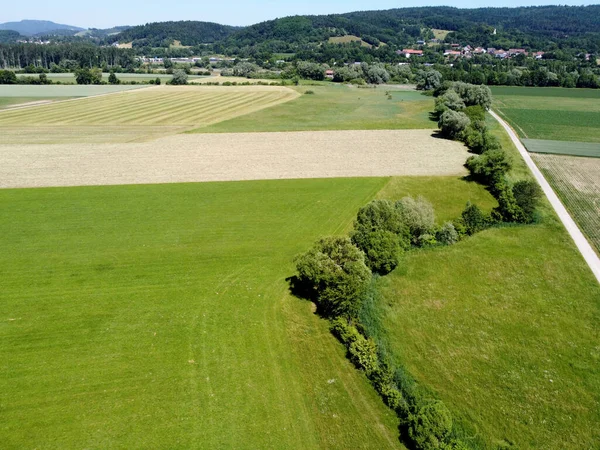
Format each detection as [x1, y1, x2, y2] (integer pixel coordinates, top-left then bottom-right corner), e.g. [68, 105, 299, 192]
[490, 110, 600, 284]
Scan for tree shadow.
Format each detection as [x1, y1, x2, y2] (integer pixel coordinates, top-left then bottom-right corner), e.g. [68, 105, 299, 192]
[286, 275, 316, 303]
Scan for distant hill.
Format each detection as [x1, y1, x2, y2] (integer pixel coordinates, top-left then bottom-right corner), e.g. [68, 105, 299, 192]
[0, 20, 84, 36]
[0, 30, 21, 43]
[110, 21, 239, 47]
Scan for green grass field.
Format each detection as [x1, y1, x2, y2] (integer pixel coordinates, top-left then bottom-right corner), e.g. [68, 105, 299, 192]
[0, 178, 404, 449]
[523, 139, 600, 158]
[373, 178, 600, 449]
[491, 86, 600, 143]
[193, 85, 435, 133]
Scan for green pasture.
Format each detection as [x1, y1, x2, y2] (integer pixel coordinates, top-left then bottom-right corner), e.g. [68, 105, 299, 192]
[0, 84, 145, 97]
[373, 176, 600, 449]
[0, 178, 402, 449]
[491, 86, 600, 143]
[523, 139, 600, 158]
[193, 85, 435, 133]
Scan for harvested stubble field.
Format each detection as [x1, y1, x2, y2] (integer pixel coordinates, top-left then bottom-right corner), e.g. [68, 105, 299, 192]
[0, 130, 469, 188]
[0, 85, 299, 144]
[533, 153, 600, 253]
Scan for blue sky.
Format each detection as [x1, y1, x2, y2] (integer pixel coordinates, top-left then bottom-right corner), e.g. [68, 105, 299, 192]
[1, 0, 595, 28]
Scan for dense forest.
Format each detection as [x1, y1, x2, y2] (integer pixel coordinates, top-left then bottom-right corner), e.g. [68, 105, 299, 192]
[109, 21, 240, 47]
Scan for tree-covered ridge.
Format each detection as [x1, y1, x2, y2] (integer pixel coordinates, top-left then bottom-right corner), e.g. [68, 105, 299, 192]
[110, 21, 240, 47]
[0, 31, 21, 44]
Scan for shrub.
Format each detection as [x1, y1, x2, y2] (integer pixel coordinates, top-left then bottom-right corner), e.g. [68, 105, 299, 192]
[435, 222, 459, 246]
[295, 236, 371, 319]
[465, 149, 512, 185]
[352, 230, 401, 274]
[171, 69, 188, 85]
[416, 233, 437, 248]
[461, 202, 490, 235]
[492, 179, 525, 223]
[512, 180, 542, 223]
[434, 90, 465, 114]
[330, 317, 361, 345]
[0, 70, 17, 84]
[417, 69, 442, 91]
[463, 105, 486, 121]
[407, 400, 453, 450]
[438, 110, 471, 139]
[396, 196, 436, 242]
[108, 72, 120, 84]
[354, 200, 407, 236]
[365, 64, 390, 84]
[296, 61, 325, 80]
[304, 90, 314, 95]
[348, 334, 380, 376]
[232, 62, 260, 78]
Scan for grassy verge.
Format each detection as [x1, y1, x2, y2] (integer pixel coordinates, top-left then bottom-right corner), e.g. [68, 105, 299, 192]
[0, 178, 402, 449]
[192, 85, 435, 133]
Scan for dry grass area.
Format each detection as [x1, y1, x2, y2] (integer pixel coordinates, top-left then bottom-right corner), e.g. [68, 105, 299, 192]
[533, 153, 600, 253]
[0, 129, 469, 188]
[328, 35, 372, 47]
[0, 85, 299, 144]
[190, 76, 282, 85]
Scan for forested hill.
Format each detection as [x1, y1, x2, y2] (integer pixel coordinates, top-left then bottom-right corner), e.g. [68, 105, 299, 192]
[110, 21, 240, 46]
[211, 5, 600, 54]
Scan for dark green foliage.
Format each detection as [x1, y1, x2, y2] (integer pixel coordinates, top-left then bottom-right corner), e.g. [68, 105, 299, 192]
[170, 69, 188, 85]
[295, 236, 371, 319]
[353, 199, 408, 237]
[463, 105, 486, 122]
[111, 21, 238, 47]
[512, 180, 542, 223]
[0, 70, 17, 84]
[0, 30, 20, 43]
[108, 71, 119, 84]
[296, 61, 325, 80]
[461, 202, 490, 235]
[407, 401, 453, 450]
[352, 230, 401, 274]
[74, 67, 102, 85]
[155, 77, 161, 85]
[465, 149, 512, 185]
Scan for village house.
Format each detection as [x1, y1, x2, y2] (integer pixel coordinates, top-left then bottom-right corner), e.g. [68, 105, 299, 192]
[443, 50, 462, 58]
[325, 69, 334, 79]
[398, 49, 423, 58]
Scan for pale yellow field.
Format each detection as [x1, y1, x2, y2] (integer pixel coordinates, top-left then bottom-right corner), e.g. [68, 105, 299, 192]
[533, 153, 600, 252]
[190, 76, 282, 85]
[0, 129, 469, 188]
[0, 85, 299, 143]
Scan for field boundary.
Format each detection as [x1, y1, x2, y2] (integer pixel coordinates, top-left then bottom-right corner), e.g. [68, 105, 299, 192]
[491, 110, 600, 283]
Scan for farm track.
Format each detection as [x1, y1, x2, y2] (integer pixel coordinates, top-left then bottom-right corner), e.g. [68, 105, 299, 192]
[491, 110, 600, 283]
[0, 129, 469, 188]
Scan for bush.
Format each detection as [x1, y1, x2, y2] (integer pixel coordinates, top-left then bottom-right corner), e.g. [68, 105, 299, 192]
[348, 334, 380, 376]
[417, 70, 442, 91]
[416, 233, 437, 248]
[435, 222, 459, 246]
[75, 67, 102, 85]
[434, 91, 465, 114]
[407, 400, 453, 450]
[512, 180, 542, 223]
[330, 317, 361, 345]
[108, 72, 120, 85]
[461, 203, 490, 235]
[396, 196, 436, 242]
[352, 230, 401, 274]
[296, 61, 325, 81]
[438, 110, 471, 139]
[295, 236, 371, 319]
[465, 149, 512, 185]
[0, 70, 18, 84]
[171, 69, 188, 85]
[365, 64, 390, 85]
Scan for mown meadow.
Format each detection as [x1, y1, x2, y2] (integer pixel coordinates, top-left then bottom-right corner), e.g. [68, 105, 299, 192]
[0, 178, 403, 449]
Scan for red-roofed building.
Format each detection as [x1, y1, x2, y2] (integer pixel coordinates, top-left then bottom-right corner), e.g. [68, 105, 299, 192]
[398, 49, 424, 58]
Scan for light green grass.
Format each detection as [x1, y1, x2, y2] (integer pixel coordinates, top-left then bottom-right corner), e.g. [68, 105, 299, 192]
[192, 85, 435, 133]
[0, 84, 146, 97]
[492, 87, 600, 143]
[374, 177, 600, 449]
[523, 139, 600, 158]
[0, 178, 403, 449]
[0, 97, 67, 109]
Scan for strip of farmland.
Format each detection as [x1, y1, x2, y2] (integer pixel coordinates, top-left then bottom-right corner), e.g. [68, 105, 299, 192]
[523, 139, 600, 158]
